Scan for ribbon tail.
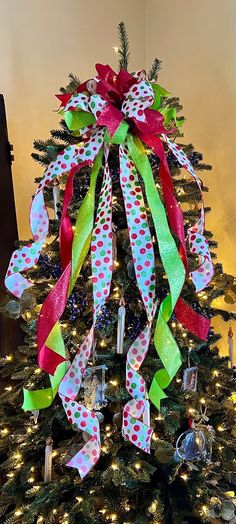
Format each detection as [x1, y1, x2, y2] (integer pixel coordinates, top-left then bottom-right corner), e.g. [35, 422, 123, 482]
[127, 134, 185, 410]
[163, 135, 214, 291]
[60, 145, 113, 476]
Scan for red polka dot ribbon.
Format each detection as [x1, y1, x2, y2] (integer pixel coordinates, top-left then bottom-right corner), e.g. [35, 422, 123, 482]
[119, 146, 155, 451]
[5, 129, 105, 299]
[58, 146, 113, 477]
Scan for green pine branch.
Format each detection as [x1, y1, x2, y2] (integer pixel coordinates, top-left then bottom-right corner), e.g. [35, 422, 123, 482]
[148, 58, 162, 81]
[117, 22, 130, 71]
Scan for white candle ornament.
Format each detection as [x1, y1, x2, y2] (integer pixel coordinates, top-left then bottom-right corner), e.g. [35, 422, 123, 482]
[44, 437, 53, 482]
[52, 180, 60, 220]
[117, 298, 126, 354]
[228, 326, 235, 369]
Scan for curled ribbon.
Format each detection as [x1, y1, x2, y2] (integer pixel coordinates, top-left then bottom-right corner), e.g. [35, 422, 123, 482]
[6, 63, 213, 477]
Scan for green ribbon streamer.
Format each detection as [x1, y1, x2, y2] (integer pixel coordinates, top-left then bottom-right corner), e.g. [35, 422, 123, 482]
[127, 134, 185, 410]
[22, 151, 103, 411]
[22, 323, 67, 410]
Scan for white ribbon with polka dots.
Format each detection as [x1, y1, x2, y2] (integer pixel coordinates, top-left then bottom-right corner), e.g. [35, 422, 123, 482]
[119, 146, 156, 452]
[164, 136, 214, 292]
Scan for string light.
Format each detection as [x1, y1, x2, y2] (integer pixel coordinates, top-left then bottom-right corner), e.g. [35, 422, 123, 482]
[4, 386, 12, 392]
[134, 462, 141, 470]
[110, 379, 119, 386]
[28, 476, 35, 483]
[152, 432, 159, 441]
[100, 340, 106, 347]
[72, 329, 77, 336]
[180, 473, 188, 481]
[52, 509, 57, 514]
[110, 514, 117, 521]
[6, 354, 13, 361]
[76, 497, 83, 503]
[113, 46, 119, 53]
[200, 398, 206, 404]
[27, 427, 33, 434]
[171, 322, 176, 328]
[6, 472, 14, 478]
[99, 508, 107, 514]
[212, 370, 219, 377]
[34, 368, 42, 375]
[14, 509, 23, 517]
[111, 463, 118, 470]
[1, 428, 9, 436]
[114, 261, 119, 268]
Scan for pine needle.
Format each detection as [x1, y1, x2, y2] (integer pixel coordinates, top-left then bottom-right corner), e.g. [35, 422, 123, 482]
[148, 58, 162, 81]
[117, 21, 130, 71]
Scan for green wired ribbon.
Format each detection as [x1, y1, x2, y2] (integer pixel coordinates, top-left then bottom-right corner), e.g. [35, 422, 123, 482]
[22, 151, 103, 410]
[127, 134, 186, 410]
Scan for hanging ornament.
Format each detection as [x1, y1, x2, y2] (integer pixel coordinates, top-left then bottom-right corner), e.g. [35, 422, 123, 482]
[82, 431, 91, 443]
[31, 410, 39, 424]
[112, 222, 118, 266]
[176, 404, 215, 463]
[44, 437, 53, 482]
[83, 365, 108, 410]
[182, 350, 198, 392]
[52, 179, 60, 219]
[176, 428, 206, 461]
[182, 366, 198, 392]
[95, 411, 104, 423]
[5, 300, 21, 319]
[117, 297, 126, 354]
[113, 411, 122, 427]
[228, 326, 235, 370]
[143, 397, 150, 427]
[20, 289, 36, 311]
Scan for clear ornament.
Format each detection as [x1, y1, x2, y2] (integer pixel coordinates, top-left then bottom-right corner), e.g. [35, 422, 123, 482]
[83, 365, 107, 410]
[5, 300, 21, 319]
[176, 428, 206, 461]
[20, 289, 36, 311]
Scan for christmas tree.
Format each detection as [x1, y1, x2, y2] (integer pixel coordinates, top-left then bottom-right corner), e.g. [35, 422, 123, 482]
[1, 23, 236, 524]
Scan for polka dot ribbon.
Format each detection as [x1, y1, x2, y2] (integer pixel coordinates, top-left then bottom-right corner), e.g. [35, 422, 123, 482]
[58, 146, 112, 477]
[164, 136, 214, 292]
[119, 146, 155, 451]
[5, 128, 105, 298]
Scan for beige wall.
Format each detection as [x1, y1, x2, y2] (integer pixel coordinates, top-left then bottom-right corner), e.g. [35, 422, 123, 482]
[146, 0, 236, 277]
[0, 0, 145, 239]
[1, 0, 235, 353]
[145, 0, 236, 355]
